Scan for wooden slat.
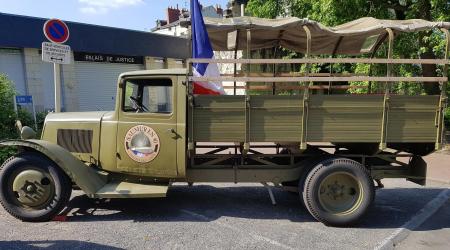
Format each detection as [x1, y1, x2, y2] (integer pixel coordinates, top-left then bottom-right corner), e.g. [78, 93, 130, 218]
[190, 76, 448, 83]
[221, 72, 363, 77]
[223, 85, 367, 90]
[253, 85, 366, 90]
[188, 58, 449, 65]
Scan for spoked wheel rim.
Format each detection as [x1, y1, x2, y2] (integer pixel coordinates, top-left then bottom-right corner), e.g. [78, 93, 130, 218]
[9, 167, 55, 209]
[318, 171, 363, 215]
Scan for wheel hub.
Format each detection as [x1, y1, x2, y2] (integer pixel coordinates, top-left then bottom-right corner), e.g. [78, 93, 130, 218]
[318, 172, 363, 215]
[325, 181, 346, 200]
[12, 169, 53, 207]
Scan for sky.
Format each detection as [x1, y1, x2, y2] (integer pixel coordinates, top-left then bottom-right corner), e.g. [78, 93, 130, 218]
[0, 0, 229, 31]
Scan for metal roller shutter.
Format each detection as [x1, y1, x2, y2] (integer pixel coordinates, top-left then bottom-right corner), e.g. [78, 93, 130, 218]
[75, 62, 143, 111]
[0, 48, 26, 95]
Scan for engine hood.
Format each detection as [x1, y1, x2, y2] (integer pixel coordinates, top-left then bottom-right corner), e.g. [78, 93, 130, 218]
[44, 111, 109, 123]
[41, 111, 113, 163]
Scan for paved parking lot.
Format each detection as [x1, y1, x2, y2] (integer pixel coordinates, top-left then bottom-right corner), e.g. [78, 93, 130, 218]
[396, 199, 450, 250]
[0, 177, 449, 250]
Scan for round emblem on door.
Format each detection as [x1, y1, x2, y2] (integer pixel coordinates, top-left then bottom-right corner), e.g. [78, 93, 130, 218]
[124, 125, 160, 163]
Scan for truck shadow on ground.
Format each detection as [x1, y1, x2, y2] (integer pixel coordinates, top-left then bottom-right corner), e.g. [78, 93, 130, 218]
[0, 240, 121, 249]
[64, 185, 449, 230]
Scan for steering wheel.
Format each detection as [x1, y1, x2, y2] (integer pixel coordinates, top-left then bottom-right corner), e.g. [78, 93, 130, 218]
[129, 96, 149, 113]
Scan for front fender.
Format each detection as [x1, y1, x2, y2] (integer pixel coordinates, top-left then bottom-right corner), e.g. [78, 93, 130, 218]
[0, 139, 107, 196]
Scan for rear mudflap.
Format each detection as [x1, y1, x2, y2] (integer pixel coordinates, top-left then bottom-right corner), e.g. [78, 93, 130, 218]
[407, 155, 427, 186]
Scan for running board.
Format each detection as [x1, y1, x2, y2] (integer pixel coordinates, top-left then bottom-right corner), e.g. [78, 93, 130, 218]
[93, 181, 168, 198]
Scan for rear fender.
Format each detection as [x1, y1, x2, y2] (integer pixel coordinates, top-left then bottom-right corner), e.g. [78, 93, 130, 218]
[0, 139, 107, 196]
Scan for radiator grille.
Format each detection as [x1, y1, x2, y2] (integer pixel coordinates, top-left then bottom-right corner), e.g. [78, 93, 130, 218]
[57, 129, 93, 153]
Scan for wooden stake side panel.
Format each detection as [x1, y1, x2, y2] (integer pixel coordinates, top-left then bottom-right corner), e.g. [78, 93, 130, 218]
[388, 95, 440, 142]
[307, 95, 383, 142]
[191, 95, 439, 144]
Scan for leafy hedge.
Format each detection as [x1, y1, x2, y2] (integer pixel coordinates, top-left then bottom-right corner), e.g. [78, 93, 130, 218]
[0, 74, 18, 163]
[0, 74, 47, 163]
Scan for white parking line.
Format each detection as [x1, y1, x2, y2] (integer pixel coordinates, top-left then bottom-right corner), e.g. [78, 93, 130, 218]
[180, 209, 295, 250]
[374, 188, 450, 250]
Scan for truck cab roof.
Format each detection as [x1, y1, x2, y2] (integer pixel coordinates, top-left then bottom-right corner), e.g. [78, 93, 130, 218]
[119, 68, 188, 78]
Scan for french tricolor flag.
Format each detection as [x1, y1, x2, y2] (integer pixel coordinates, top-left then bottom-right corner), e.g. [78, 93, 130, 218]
[190, 0, 225, 95]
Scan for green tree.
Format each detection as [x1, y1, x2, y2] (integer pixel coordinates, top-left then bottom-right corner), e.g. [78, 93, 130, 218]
[0, 74, 42, 162]
[0, 74, 18, 140]
[0, 74, 19, 162]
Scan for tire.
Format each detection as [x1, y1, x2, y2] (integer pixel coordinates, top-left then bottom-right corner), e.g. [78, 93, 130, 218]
[0, 152, 72, 222]
[302, 158, 374, 226]
[282, 156, 330, 197]
[297, 156, 333, 207]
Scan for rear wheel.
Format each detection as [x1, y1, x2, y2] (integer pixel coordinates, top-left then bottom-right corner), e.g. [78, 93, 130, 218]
[302, 158, 374, 226]
[0, 153, 72, 222]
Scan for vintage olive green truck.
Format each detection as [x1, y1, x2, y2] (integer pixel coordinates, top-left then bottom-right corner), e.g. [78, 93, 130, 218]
[1, 17, 449, 226]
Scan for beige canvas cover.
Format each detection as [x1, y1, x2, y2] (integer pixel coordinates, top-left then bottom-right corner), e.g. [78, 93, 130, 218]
[204, 16, 450, 55]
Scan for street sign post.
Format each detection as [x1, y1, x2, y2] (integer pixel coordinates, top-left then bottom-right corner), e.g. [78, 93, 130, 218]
[42, 19, 71, 113]
[15, 95, 37, 130]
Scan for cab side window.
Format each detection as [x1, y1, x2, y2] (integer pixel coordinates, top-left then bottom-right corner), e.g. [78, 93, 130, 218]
[123, 78, 172, 114]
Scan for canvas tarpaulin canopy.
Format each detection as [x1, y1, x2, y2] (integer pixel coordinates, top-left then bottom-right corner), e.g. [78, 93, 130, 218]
[202, 16, 450, 55]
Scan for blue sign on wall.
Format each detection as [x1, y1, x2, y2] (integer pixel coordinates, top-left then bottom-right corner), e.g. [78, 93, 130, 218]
[16, 95, 33, 104]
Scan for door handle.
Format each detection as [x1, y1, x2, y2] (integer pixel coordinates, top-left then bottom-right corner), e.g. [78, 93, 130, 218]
[166, 128, 180, 139]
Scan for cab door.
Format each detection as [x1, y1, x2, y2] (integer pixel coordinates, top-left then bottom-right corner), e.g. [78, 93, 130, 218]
[116, 76, 178, 177]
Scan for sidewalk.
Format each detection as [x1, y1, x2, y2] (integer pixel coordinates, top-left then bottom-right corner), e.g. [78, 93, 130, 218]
[424, 150, 450, 184]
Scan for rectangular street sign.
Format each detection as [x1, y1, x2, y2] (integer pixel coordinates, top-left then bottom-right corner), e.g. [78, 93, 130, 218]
[42, 42, 71, 64]
[15, 95, 33, 104]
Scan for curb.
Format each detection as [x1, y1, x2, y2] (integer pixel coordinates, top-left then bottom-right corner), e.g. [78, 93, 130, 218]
[374, 188, 450, 250]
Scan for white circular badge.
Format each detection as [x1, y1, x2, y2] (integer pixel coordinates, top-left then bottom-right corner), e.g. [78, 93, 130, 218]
[124, 125, 160, 163]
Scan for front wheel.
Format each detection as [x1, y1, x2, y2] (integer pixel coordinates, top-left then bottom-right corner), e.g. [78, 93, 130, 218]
[302, 158, 374, 226]
[0, 153, 72, 222]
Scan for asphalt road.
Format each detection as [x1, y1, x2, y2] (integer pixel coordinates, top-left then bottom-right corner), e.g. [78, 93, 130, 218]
[0, 178, 449, 250]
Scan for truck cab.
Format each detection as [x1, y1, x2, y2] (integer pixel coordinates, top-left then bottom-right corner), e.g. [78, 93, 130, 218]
[42, 69, 187, 179]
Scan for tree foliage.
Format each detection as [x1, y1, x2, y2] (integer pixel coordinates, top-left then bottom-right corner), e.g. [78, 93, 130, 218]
[0, 74, 18, 140]
[247, 0, 449, 24]
[0, 74, 47, 162]
[247, 0, 448, 81]
[0, 74, 18, 162]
